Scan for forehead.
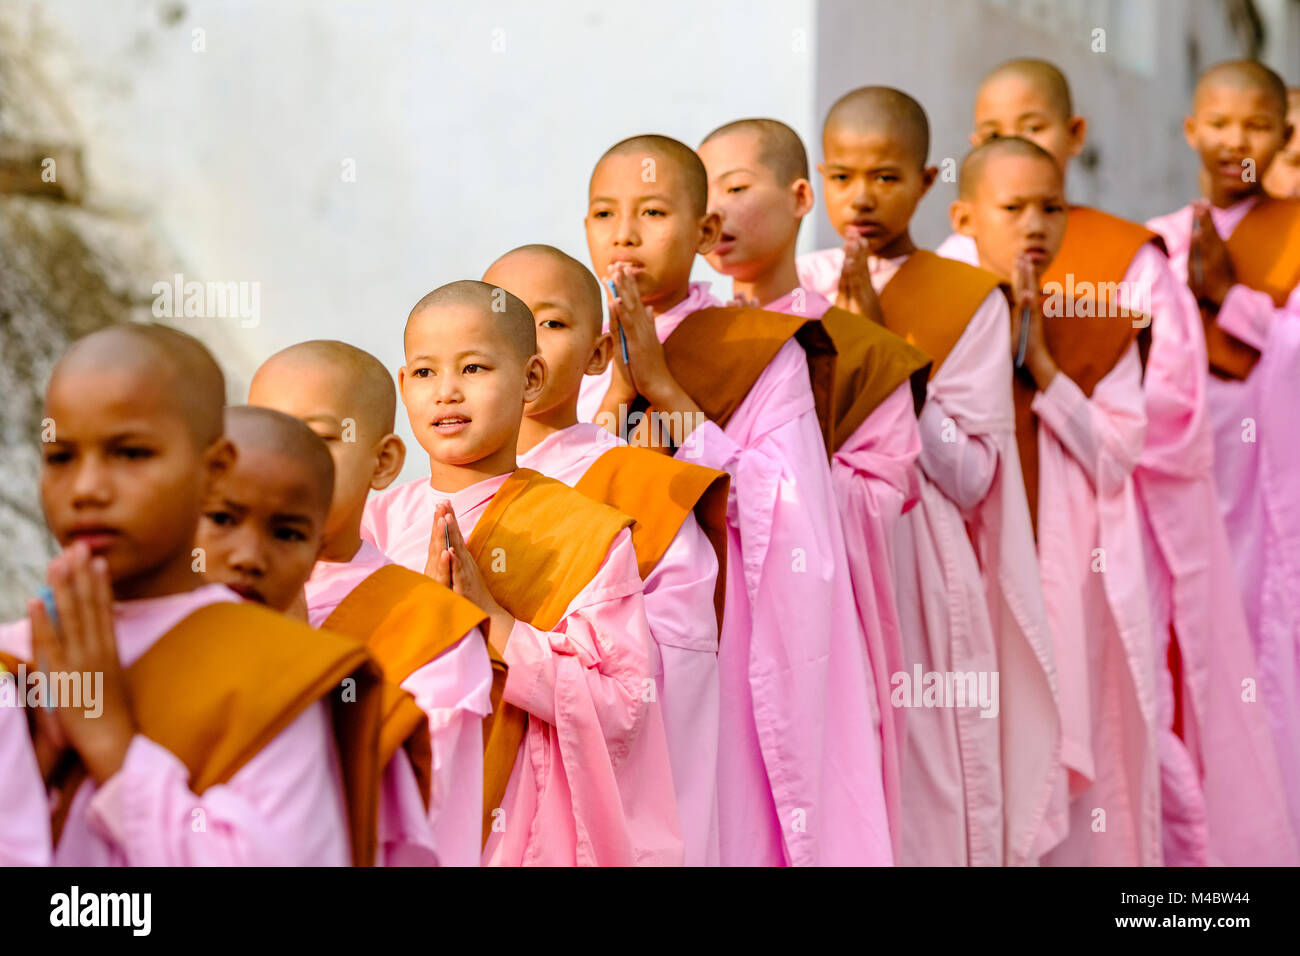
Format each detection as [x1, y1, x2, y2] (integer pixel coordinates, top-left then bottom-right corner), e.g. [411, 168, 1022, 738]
[252, 358, 357, 415]
[406, 302, 514, 356]
[823, 125, 913, 167]
[974, 154, 1063, 201]
[589, 151, 694, 203]
[975, 75, 1062, 121]
[1196, 82, 1284, 117]
[484, 255, 580, 311]
[698, 129, 767, 174]
[46, 365, 188, 438]
[221, 444, 326, 516]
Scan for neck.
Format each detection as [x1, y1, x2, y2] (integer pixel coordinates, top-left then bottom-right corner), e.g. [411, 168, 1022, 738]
[872, 229, 918, 260]
[644, 282, 692, 315]
[115, 551, 208, 602]
[1207, 180, 1262, 210]
[731, 255, 802, 308]
[319, 526, 363, 564]
[517, 401, 578, 455]
[427, 446, 517, 494]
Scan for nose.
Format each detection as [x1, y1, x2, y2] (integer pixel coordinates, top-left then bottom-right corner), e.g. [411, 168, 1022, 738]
[850, 177, 876, 212]
[69, 453, 111, 508]
[225, 526, 268, 578]
[1229, 122, 1251, 152]
[612, 209, 637, 246]
[1023, 205, 1049, 238]
[433, 370, 463, 404]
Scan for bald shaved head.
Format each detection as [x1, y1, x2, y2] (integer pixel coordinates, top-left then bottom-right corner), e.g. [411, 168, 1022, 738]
[959, 135, 1061, 198]
[595, 134, 709, 216]
[484, 244, 603, 333]
[824, 86, 930, 166]
[1196, 59, 1288, 117]
[52, 323, 226, 448]
[700, 118, 810, 185]
[406, 279, 536, 360]
[254, 340, 396, 436]
[979, 58, 1073, 121]
[223, 405, 334, 513]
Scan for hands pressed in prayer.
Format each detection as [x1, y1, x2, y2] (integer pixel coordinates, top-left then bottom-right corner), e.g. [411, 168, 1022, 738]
[1187, 199, 1236, 310]
[835, 235, 886, 325]
[1010, 252, 1059, 392]
[426, 501, 515, 656]
[28, 542, 135, 785]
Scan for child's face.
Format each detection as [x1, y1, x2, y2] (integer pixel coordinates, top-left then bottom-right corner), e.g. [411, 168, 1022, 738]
[481, 255, 609, 421]
[196, 444, 326, 611]
[818, 125, 932, 254]
[1265, 105, 1300, 197]
[1186, 83, 1289, 203]
[699, 130, 810, 282]
[586, 152, 719, 308]
[40, 366, 217, 594]
[954, 154, 1068, 281]
[400, 304, 544, 468]
[249, 365, 392, 551]
[971, 76, 1083, 173]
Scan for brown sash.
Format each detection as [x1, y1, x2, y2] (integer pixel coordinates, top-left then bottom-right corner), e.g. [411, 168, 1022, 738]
[42, 602, 385, 865]
[465, 468, 635, 846]
[1012, 292, 1143, 533]
[817, 305, 932, 447]
[658, 306, 837, 452]
[1210, 197, 1300, 379]
[575, 445, 729, 630]
[877, 250, 1005, 376]
[322, 563, 489, 810]
[1042, 206, 1164, 296]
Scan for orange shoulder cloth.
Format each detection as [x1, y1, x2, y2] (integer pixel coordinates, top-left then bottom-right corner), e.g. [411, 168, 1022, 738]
[878, 250, 1005, 375]
[44, 602, 386, 865]
[1208, 197, 1300, 380]
[659, 305, 837, 451]
[575, 445, 729, 629]
[322, 563, 489, 810]
[817, 305, 931, 448]
[465, 468, 636, 845]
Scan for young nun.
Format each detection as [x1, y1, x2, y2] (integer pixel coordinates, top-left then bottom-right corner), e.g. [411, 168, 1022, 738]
[939, 57, 1294, 866]
[363, 281, 682, 866]
[1148, 59, 1300, 857]
[195, 405, 439, 867]
[248, 341, 492, 867]
[482, 244, 727, 867]
[798, 89, 1060, 867]
[0, 325, 371, 865]
[696, 117, 930, 856]
[579, 134, 891, 866]
[1264, 88, 1300, 199]
[956, 136, 1159, 866]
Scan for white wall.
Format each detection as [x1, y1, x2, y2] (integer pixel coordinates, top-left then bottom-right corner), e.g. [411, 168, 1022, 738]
[19, 0, 816, 480]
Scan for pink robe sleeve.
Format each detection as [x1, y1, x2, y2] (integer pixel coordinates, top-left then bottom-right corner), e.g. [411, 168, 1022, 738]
[379, 749, 439, 867]
[495, 529, 683, 866]
[1216, 282, 1300, 351]
[916, 390, 999, 513]
[400, 630, 492, 867]
[81, 701, 352, 866]
[677, 340, 891, 866]
[640, 515, 720, 867]
[0, 703, 50, 866]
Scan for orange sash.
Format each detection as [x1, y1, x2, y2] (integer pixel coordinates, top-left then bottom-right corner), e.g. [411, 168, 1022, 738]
[658, 306, 837, 452]
[817, 305, 931, 447]
[1209, 197, 1300, 379]
[42, 602, 385, 865]
[465, 468, 635, 846]
[575, 445, 729, 630]
[322, 563, 489, 809]
[877, 250, 1005, 376]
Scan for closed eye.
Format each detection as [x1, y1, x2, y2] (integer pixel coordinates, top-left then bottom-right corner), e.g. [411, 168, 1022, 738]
[205, 511, 236, 527]
[274, 527, 308, 543]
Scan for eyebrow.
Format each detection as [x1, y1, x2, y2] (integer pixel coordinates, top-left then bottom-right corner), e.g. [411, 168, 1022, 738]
[531, 300, 572, 314]
[589, 193, 676, 205]
[270, 512, 316, 527]
[715, 167, 757, 181]
[407, 349, 493, 363]
[300, 414, 341, 426]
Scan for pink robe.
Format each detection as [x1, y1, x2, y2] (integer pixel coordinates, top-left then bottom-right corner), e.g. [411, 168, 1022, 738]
[305, 540, 492, 867]
[1149, 199, 1300, 852]
[799, 249, 1062, 866]
[517, 422, 721, 866]
[763, 285, 919, 858]
[947, 223, 1296, 864]
[579, 282, 892, 867]
[363, 471, 683, 866]
[0, 686, 50, 865]
[0, 584, 352, 866]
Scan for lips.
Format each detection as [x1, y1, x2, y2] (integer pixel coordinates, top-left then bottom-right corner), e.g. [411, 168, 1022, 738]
[431, 415, 470, 436]
[609, 257, 645, 270]
[848, 221, 884, 238]
[1023, 246, 1051, 261]
[228, 582, 266, 604]
[65, 526, 121, 553]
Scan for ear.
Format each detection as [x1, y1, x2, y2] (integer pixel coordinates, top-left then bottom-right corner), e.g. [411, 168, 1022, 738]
[1066, 115, 1088, 159]
[587, 331, 614, 376]
[950, 199, 975, 237]
[1285, 121, 1295, 148]
[397, 364, 410, 398]
[791, 178, 815, 218]
[369, 433, 407, 491]
[523, 354, 547, 404]
[696, 210, 723, 255]
[1183, 114, 1198, 150]
[969, 130, 984, 149]
[919, 165, 939, 198]
[815, 161, 828, 182]
[202, 437, 236, 486]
